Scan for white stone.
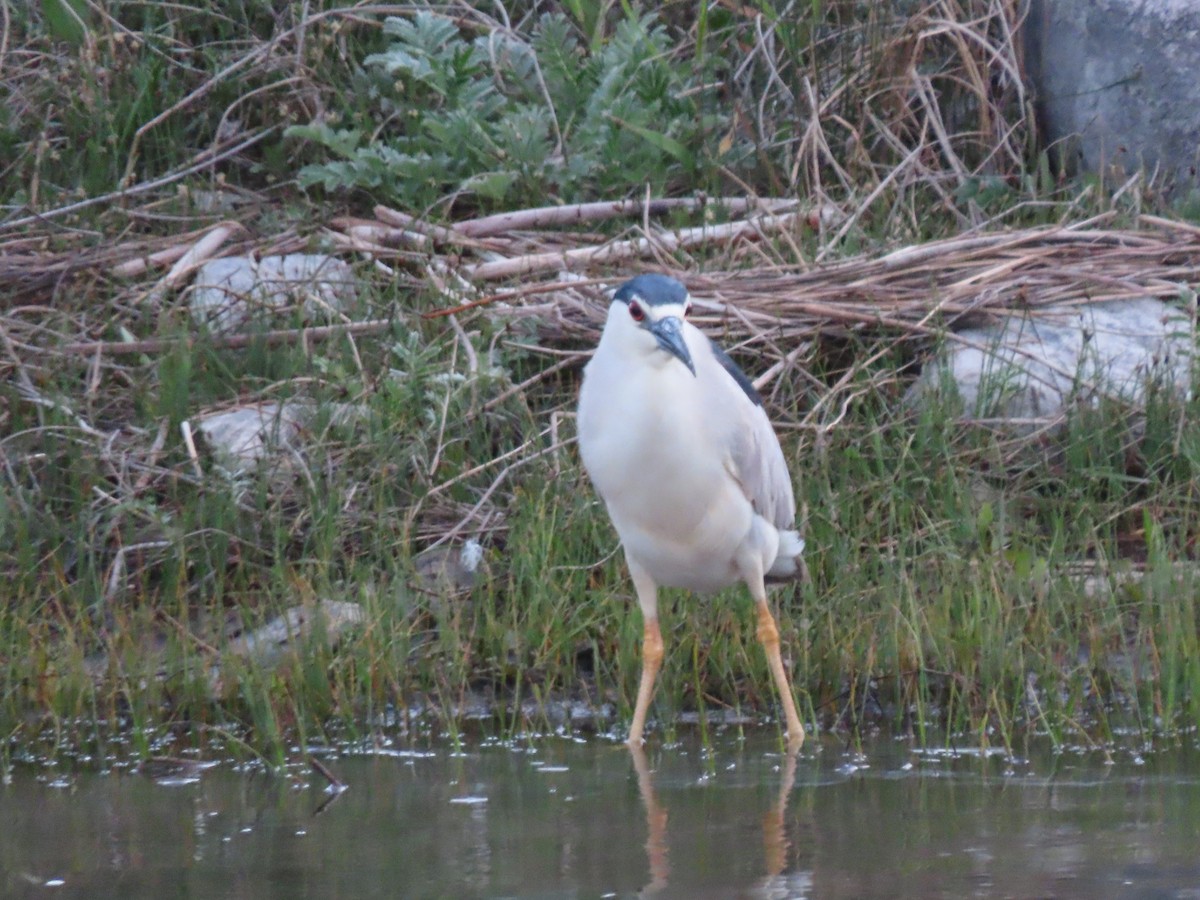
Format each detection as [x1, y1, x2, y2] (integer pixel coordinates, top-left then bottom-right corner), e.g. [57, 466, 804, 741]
[195, 400, 364, 475]
[908, 298, 1194, 431]
[190, 254, 357, 332]
[196, 401, 312, 472]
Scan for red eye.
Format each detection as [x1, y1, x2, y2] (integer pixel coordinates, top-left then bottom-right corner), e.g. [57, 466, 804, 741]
[628, 301, 645, 322]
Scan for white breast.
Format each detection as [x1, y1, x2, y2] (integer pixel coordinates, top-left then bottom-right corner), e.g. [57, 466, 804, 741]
[578, 327, 758, 593]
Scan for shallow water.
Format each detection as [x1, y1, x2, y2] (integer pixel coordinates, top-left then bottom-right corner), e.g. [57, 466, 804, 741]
[4, 733, 1200, 898]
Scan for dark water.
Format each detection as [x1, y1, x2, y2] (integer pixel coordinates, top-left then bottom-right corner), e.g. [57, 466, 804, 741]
[4, 733, 1200, 898]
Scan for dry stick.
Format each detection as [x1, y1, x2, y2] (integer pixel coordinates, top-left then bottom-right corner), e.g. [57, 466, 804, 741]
[159, 610, 222, 659]
[11, 378, 108, 440]
[112, 235, 218, 279]
[446, 313, 479, 375]
[424, 437, 575, 552]
[104, 541, 173, 604]
[924, 11, 1026, 106]
[872, 219, 1121, 271]
[452, 196, 798, 238]
[913, 73, 967, 180]
[361, 215, 514, 260]
[1140, 214, 1200, 237]
[309, 755, 347, 792]
[427, 338, 459, 480]
[0, 317, 42, 401]
[422, 278, 609, 319]
[817, 143, 925, 264]
[117, 0, 309, 192]
[374, 206, 463, 244]
[55, 319, 396, 357]
[462, 211, 807, 281]
[801, 76, 856, 197]
[481, 354, 582, 413]
[421, 424, 555, 506]
[501, 340, 591, 358]
[334, 217, 431, 250]
[752, 342, 812, 394]
[323, 228, 427, 261]
[133, 419, 171, 493]
[144, 221, 248, 302]
[0, 0, 10, 68]
[409, 422, 557, 537]
[372, 206, 504, 251]
[179, 421, 204, 480]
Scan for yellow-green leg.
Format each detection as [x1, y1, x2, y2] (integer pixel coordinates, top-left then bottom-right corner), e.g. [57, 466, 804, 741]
[755, 597, 805, 748]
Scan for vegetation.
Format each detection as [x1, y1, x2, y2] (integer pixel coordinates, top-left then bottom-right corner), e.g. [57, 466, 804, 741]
[2, 0, 1198, 767]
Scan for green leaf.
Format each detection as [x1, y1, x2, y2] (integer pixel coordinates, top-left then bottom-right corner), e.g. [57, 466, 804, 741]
[284, 124, 363, 158]
[976, 501, 994, 533]
[459, 171, 518, 201]
[610, 117, 694, 167]
[41, 0, 89, 44]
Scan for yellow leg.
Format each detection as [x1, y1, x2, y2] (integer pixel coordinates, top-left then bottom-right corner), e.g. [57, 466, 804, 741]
[756, 600, 805, 749]
[628, 616, 663, 747]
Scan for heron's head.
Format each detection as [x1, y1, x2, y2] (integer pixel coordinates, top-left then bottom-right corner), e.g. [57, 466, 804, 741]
[607, 274, 695, 376]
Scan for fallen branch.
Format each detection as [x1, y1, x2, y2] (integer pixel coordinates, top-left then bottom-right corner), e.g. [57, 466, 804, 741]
[144, 221, 248, 301]
[372, 206, 511, 253]
[462, 209, 811, 281]
[309, 755, 348, 792]
[452, 196, 802, 237]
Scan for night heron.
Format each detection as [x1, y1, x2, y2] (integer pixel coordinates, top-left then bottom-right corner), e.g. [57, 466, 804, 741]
[577, 274, 806, 747]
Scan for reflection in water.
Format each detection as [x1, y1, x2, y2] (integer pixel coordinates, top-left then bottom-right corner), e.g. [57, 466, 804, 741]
[4, 735, 1200, 897]
[629, 742, 810, 897]
[630, 745, 670, 894]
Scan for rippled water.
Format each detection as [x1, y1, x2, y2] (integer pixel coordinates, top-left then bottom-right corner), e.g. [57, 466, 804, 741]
[4, 733, 1200, 898]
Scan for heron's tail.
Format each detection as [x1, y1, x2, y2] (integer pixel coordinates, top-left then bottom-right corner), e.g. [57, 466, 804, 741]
[765, 529, 806, 582]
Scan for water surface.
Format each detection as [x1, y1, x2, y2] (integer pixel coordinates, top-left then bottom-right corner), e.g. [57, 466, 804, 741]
[4, 733, 1200, 898]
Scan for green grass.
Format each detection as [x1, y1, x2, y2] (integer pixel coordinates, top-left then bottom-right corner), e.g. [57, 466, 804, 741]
[4, 0, 1200, 765]
[7, 310, 1200, 761]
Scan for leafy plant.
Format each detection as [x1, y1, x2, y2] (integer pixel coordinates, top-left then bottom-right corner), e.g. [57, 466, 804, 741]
[287, 11, 733, 212]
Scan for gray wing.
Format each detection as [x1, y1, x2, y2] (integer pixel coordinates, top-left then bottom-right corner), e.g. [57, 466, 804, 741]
[709, 341, 764, 407]
[706, 338, 797, 530]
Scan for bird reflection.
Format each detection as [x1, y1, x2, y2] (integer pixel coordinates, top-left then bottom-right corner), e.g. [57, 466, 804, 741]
[630, 744, 670, 895]
[629, 742, 809, 897]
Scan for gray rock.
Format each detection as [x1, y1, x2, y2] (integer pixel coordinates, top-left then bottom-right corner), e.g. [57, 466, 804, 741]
[908, 298, 1194, 431]
[207, 600, 367, 694]
[195, 400, 364, 474]
[414, 540, 487, 595]
[196, 401, 313, 472]
[190, 254, 357, 332]
[224, 600, 365, 666]
[1024, 0, 1200, 192]
[414, 539, 489, 625]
